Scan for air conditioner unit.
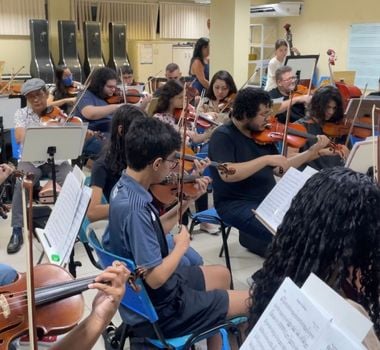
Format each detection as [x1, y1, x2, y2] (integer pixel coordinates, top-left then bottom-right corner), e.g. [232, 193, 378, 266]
[250, 2, 303, 17]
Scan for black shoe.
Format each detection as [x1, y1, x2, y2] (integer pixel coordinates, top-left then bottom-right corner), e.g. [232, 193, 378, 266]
[7, 228, 23, 254]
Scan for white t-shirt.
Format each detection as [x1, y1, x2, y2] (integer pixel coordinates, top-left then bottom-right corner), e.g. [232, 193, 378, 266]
[264, 56, 285, 91]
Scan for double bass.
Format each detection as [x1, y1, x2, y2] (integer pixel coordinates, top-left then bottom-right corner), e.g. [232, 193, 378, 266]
[327, 49, 362, 109]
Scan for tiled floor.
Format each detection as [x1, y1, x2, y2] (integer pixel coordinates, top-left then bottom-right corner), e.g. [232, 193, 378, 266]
[0, 205, 264, 349]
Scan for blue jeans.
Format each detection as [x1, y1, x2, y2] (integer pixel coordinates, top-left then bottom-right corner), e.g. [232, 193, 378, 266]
[166, 235, 203, 267]
[216, 200, 273, 256]
[0, 264, 17, 285]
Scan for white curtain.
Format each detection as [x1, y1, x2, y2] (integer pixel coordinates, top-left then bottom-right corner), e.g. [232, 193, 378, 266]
[159, 2, 209, 39]
[98, 1, 158, 40]
[74, 0, 158, 40]
[0, 0, 45, 35]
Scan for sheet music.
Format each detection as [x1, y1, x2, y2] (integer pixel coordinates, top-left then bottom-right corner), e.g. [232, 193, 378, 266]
[36, 169, 92, 265]
[254, 167, 314, 233]
[241, 275, 370, 350]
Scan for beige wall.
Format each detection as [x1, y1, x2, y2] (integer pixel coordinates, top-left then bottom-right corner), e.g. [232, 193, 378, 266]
[274, 0, 380, 78]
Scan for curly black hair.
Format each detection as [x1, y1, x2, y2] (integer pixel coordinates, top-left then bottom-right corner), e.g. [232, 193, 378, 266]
[102, 104, 148, 176]
[308, 85, 344, 124]
[154, 79, 183, 114]
[87, 67, 118, 98]
[248, 167, 380, 336]
[232, 87, 272, 121]
[125, 117, 181, 171]
[205, 70, 237, 101]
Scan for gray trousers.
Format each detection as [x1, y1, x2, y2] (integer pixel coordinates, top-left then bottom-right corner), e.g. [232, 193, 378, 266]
[11, 161, 72, 228]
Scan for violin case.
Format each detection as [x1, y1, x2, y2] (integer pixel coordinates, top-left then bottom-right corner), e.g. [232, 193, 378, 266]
[29, 19, 55, 83]
[107, 22, 131, 73]
[83, 21, 105, 78]
[58, 20, 83, 83]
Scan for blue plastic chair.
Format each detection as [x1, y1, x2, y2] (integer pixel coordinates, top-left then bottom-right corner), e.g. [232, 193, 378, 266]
[87, 229, 247, 350]
[10, 128, 21, 160]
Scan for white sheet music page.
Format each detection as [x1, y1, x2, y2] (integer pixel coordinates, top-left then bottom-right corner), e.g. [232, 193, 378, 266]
[254, 167, 315, 234]
[241, 275, 368, 350]
[35, 169, 91, 265]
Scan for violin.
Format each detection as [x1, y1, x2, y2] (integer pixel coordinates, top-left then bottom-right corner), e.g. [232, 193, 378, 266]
[173, 104, 220, 129]
[39, 106, 82, 125]
[323, 116, 379, 139]
[0, 263, 145, 349]
[65, 84, 85, 97]
[218, 93, 236, 114]
[174, 151, 235, 176]
[106, 87, 145, 104]
[252, 117, 340, 152]
[150, 174, 203, 206]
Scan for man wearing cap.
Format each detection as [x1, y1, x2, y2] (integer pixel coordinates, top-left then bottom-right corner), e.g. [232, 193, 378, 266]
[6, 78, 72, 254]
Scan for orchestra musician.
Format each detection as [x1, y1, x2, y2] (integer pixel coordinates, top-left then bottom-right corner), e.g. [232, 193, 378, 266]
[189, 37, 210, 94]
[87, 104, 203, 266]
[165, 63, 182, 81]
[0, 260, 129, 350]
[247, 167, 380, 349]
[47, 65, 81, 114]
[6, 78, 72, 255]
[264, 39, 300, 92]
[208, 87, 331, 257]
[291, 85, 350, 169]
[268, 65, 311, 123]
[102, 117, 249, 349]
[72, 67, 122, 158]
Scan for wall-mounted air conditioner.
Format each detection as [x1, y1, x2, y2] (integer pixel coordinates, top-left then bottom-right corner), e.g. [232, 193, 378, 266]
[250, 2, 303, 17]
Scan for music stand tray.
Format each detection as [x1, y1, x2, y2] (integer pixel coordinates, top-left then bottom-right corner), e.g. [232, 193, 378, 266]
[21, 124, 88, 202]
[344, 98, 380, 119]
[345, 137, 378, 174]
[21, 124, 87, 163]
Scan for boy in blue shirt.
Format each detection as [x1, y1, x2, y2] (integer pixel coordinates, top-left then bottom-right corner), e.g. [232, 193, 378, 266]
[103, 118, 249, 349]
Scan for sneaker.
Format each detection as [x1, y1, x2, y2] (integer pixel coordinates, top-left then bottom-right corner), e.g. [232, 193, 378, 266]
[199, 223, 220, 235]
[18, 334, 61, 349]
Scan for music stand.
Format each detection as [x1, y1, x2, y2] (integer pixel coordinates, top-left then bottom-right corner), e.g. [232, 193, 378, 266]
[345, 98, 380, 119]
[284, 55, 319, 85]
[21, 124, 88, 203]
[345, 137, 378, 174]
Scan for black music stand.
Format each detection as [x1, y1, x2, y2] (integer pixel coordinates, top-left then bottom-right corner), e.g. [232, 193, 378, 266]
[284, 54, 319, 85]
[21, 124, 88, 203]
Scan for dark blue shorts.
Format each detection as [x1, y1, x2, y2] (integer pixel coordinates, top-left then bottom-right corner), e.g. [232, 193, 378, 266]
[155, 266, 229, 338]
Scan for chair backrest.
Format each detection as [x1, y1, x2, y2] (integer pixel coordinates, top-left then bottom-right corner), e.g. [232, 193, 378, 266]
[87, 229, 159, 323]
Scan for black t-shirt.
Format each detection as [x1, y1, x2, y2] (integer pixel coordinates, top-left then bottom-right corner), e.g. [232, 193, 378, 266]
[90, 156, 121, 201]
[268, 87, 305, 123]
[208, 121, 278, 209]
[296, 117, 344, 170]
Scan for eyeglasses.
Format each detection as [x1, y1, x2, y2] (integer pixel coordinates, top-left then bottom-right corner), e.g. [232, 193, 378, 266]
[281, 76, 297, 83]
[165, 158, 179, 170]
[105, 84, 117, 90]
[26, 90, 46, 100]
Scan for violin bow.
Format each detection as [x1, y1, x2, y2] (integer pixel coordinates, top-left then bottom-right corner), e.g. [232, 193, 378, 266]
[0, 65, 25, 94]
[371, 104, 380, 184]
[21, 175, 38, 349]
[281, 89, 295, 157]
[193, 88, 206, 131]
[120, 67, 127, 104]
[176, 84, 189, 228]
[344, 83, 368, 147]
[65, 68, 95, 122]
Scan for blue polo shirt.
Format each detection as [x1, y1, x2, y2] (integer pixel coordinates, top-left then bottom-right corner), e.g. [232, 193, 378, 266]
[102, 172, 179, 324]
[72, 90, 112, 132]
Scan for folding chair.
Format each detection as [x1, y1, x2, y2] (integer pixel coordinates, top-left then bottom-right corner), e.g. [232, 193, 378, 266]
[87, 229, 247, 350]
